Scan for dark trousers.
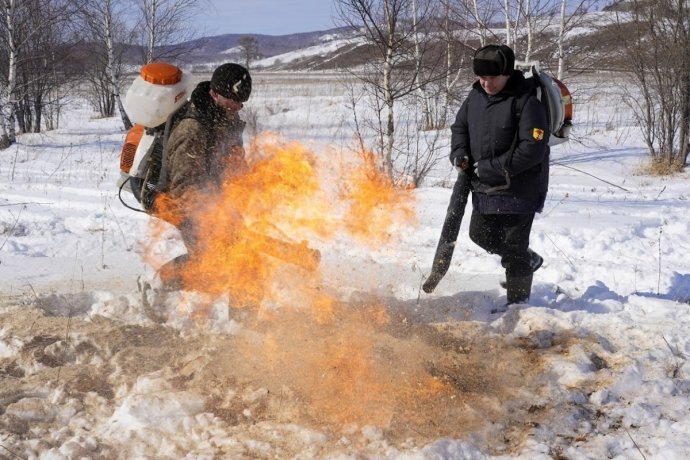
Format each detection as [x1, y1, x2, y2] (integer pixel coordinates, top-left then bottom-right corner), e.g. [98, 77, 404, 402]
[468, 210, 535, 278]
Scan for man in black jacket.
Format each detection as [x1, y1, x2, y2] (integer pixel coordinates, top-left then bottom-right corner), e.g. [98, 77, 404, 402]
[450, 44, 549, 307]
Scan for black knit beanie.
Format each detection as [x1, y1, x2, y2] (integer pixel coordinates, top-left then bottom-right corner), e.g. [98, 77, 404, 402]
[210, 63, 252, 102]
[472, 45, 515, 76]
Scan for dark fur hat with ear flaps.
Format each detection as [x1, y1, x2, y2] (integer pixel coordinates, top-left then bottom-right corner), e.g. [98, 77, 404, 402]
[472, 45, 515, 76]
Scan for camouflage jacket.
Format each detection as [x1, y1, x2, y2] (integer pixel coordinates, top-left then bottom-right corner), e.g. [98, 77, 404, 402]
[164, 80, 247, 201]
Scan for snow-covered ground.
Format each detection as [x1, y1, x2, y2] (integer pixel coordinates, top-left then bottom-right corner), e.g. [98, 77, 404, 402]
[252, 36, 364, 69]
[1, 72, 689, 459]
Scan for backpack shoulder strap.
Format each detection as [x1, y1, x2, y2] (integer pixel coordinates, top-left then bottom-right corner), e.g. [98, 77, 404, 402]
[513, 78, 537, 123]
[155, 102, 191, 193]
[508, 79, 537, 156]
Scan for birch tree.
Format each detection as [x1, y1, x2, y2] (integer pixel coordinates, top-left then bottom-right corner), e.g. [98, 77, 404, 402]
[136, 0, 206, 64]
[411, 0, 440, 130]
[80, 0, 132, 130]
[438, 0, 463, 107]
[502, 0, 541, 60]
[524, 0, 533, 60]
[0, 0, 20, 147]
[520, 0, 560, 62]
[469, 0, 495, 46]
[617, 0, 690, 170]
[504, 0, 512, 45]
[498, 0, 594, 71]
[553, 0, 598, 79]
[556, 0, 567, 78]
[0, 0, 74, 147]
[336, 0, 435, 180]
[437, 0, 498, 99]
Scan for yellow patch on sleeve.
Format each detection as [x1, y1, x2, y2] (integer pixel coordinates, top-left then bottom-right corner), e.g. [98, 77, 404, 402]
[532, 128, 545, 141]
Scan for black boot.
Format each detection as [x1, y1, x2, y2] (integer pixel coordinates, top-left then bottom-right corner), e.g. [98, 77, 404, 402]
[506, 273, 533, 305]
[500, 249, 542, 289]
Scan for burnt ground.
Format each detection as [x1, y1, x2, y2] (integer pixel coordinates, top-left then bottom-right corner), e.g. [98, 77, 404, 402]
[0, 293, 615, 458]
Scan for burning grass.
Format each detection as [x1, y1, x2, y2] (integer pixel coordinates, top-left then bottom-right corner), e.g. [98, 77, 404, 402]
[130, 134, 554, 445]
[144, 134, 415, 304]
[4, 292, 612, 456]
[170, 301, 552, 445]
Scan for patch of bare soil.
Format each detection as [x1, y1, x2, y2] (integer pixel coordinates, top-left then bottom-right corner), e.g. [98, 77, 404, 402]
[0, 295, 611, 457]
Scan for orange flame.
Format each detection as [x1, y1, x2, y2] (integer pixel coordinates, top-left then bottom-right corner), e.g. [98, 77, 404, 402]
[144, 134, 415, 305]
[240, 300, 451, 428]
[341, 150, 416, 244]
[140, 134, 445, 429]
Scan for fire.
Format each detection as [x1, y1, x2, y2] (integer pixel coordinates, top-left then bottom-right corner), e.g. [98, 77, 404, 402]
[142, 134, 443, 429]
[145, 134, 415, 307]
[341, 150, 416, 243]
[240, 301, 451, 429]
[146, 134, 327, 305]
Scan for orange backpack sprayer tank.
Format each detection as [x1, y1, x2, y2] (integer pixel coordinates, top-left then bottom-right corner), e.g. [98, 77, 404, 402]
[125, 62, 192, 128]
[118, 63, 193, 208]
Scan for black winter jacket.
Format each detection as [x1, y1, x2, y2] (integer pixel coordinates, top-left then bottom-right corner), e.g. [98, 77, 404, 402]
[450, 71, 550, 214]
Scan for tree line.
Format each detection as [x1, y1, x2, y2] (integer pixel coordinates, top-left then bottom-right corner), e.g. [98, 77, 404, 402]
[0, 0, 687, 176]
[336, 0, 689, 183]
[0, 0, 203, 148]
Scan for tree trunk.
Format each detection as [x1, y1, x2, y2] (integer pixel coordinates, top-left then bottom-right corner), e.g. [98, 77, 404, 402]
[382, 0, 395, 179]
[525, 0, 533, 61]
[557, 0, 567, 80]
[146, 0, 157, 64]
[33, 96, 42, 133]
[473, 0, 487, 47]
[14, 99, 26, 134]
[412, 0, 432, 130]
[383, 48, 395, 179]
[1, 0, 18, 145]
[103, 0, 132, 130]
[504, 0, 511, 46]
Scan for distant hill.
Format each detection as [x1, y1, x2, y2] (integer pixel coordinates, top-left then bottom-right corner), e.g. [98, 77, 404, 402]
[138, 9, 625, 74]
[161, 27, 358, 69]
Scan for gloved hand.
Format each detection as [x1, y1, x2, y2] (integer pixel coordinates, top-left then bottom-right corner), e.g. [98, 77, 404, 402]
[453, 156, 469, 172]
[474, 159, 512, 189]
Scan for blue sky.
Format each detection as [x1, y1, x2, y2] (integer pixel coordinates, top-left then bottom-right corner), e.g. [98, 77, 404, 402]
[196, 0, 337, 36]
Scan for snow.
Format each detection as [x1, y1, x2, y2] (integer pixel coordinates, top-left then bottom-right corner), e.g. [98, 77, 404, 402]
[252, 36, 364, 69]
[1, 71, 690, 459]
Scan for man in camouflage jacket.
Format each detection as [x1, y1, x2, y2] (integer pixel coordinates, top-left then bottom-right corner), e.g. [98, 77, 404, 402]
[158, 63, 252, 290]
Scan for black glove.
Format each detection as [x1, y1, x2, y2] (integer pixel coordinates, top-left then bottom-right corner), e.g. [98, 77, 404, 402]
[453, 156, 469, 172]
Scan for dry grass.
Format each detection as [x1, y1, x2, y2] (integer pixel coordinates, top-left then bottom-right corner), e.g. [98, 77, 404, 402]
[635, 157, 686, 176]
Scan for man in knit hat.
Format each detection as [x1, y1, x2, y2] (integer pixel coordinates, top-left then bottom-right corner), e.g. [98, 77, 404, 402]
[449, 44, 549, 310]
[156, 63, 252, 290]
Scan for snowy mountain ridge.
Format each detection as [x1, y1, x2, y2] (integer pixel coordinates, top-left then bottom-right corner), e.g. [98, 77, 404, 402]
[165, 9, 625, 72]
